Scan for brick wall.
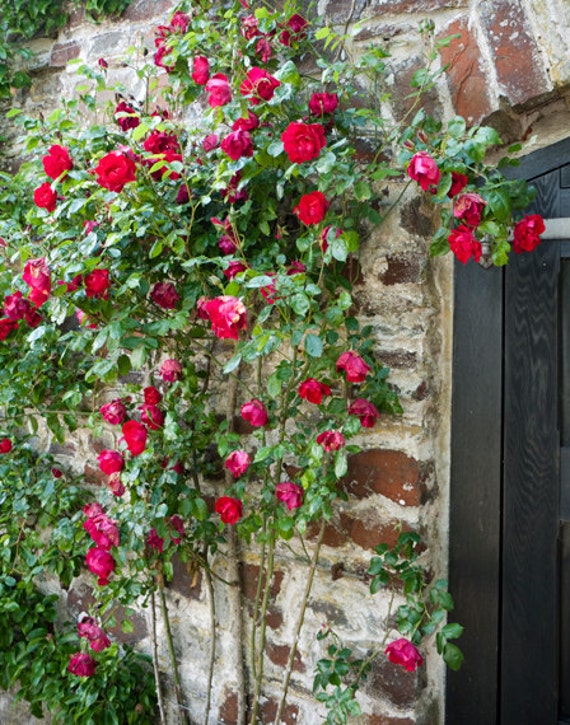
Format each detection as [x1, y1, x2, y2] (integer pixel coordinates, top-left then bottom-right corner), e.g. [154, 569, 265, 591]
[2, 0, 569, 723]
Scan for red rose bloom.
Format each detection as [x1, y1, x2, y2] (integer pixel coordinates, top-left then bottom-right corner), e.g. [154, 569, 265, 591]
[281, 122, 326, 164]
[94, 151, 136, 192]
[84, 269, 110, 299]
[202, 134, 219, 152]
[453, 192, 486, 227]
[298, 378, 331, 404]
[512, 214, 545, 254]
[385, 638, 424, 672]
[68, 652, 97, 677]
[170, 515, 185, 543]
[241, 398, 268, 427]
[316, 430, 346, 451]
[147, 528, 164, 552]
[448, 225, 482, 264]
[115, 101, 140, 131]
[232, 110, 260, 132]
[0, 438, 12, 454]
[192, 55, 210, 85]
[225, 449, 251, 478]
[205, 73, 232, 107]
[78, 617, 111, 652]
[151, 281, 179, 309]
[33, 182, 57, 212]
[144, 386, 162, 404]
[86, 547, 115, 586]
[140, 403, 164, 430]
[100, 398, 127, 425]
[407, 151, 440, 193]
[4, 291, 30, 321]
[309, 92, 338, 116]
[279, 13, 308, 45]
[275, 482, 303, 510]
[241, 14, 261, 39]
[348, 398, 380, 427]
[0, 319, 18, 340]
[256, 37, 272, 63]
[448, 172, 468, 198]
[215, 496, 243, 524]
[223, 260, 248, 280]
[97, 449, 124, 475]
[42, 144, 73, 179]
[336, 350, 371, 383]
[203, 296, 247, 340]
[83, 505, 119, 550]
[160, 358, 182, 382]
[294, 191, 329, 225]
[221, 129, 254, 160]
[239, 67, 280, 104]
[121, 419, 148, 456]
[23, 258, 51, 307]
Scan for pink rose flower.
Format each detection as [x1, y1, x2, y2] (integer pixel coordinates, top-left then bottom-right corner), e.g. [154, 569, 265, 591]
[385, 638, 424, 672]
[239, 67, 280, 104]
[221, 129, 254, 160]
[294, 191, 329, 225]
[256, 37, 272, 62]
[121, 419, 148, 456]
[348, 398, 380, 428]
[97, 450, 124, 475]
[308, 92, 338, 116]
[281, 122, 326, 164]
[225, 449, 251, 478]
[100, 398, 127, 425]
[86, 547, 115, 586]
[275, 482, 303, 510]
[203, 296, 247, 340]
[192, 55, 210, 85]
[68, 652, 96, 677]
[336, 351, 371, 383]
[206, 73, 232, 107]
[151, 281, 179, 309]
[316, 430, 346, 451]
[84, 269, 110, 299]
[448, 225, 482, 264]
[215, 496, 243, 524]
[241, 398, 268, 427]
[453, 192, 486, 227]
[298, 378, 331, 404]
[160, 358, 182, 382]
[94, 151, 136, 192]
[78, 616, 111, 652]
[407, 151, 440, 193]
[42, 144, 73, 179]
[512, 214, 545, 254]
[202, 134, 219, 152]
[33, 182, 57, 212]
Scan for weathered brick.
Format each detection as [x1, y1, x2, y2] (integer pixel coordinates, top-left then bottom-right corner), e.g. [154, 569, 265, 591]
[84, 462, 106, 486]
[380, 253, 423, 285]
[258, 698, 299, 725]
[50, 41, 80, 68]
[339, 512, 411, 550]
[219, 691, 238, 724]
[438, 18, 493, 123]
[365, 653, 425, 708]
[169, 554, 202, 598]
[342, 449, 423, 506]
[327, 0, 466, 22]
[389, 57, 442, 122]
[123, 0, 176, 22]
[479, 0, 550, 106]
[266, 643, 305, 672]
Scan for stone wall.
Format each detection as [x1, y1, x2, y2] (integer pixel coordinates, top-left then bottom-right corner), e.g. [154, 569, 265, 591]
[2, 0, 569, 724]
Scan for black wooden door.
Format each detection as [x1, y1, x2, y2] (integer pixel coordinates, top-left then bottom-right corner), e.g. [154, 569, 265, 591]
[447, 136, 570, 724]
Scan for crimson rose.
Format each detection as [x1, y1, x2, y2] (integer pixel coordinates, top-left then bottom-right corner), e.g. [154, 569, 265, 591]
[281, 122, 326, 164]
[512, 214, 545, 253]
[294, 191, 329, 225]
[42, 144, 73, 179]
[385, 638, 424, 672]
[215, 496, 243, 524]
[94, 151, 136, 192]
[33, 182, 57, 212]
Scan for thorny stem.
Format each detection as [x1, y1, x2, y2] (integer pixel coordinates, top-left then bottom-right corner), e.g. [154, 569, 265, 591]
[150, 591, 167, 725]
[275, 520, 326, 724]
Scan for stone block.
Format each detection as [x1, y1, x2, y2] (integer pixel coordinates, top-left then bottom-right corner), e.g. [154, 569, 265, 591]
[50, 41, 80, 68]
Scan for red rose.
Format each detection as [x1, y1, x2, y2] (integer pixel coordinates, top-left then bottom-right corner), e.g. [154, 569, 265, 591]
[147, 528, 164, 552]
[309, 92, 338, 116]
[100, 398, 127, 425]
[78, 617, 111, 652]
[97, 449, 124, 475]
[336, 351, 371, 383]
[205, 73, 232, 107]
[448, 172, 468, 198]
[192, 55, 210, 85]
[24, 306, 42, 327]
[223, 260, 248, 280]
[298, 378, 331, 404]
[68, 652, 97, 677]
[107, 472, 125, 497]
[221, 129, 254, 160]
[154, 45, 175, 72]
[275, 482, 303, 510]
[281, 122, 326, 164]
[203, 296, 247, 340]
[144, 386, 162, 404]
[348, 398, 380, 428]
[0, 438, 12, 454]
[316, 430, 346, 452]
[151, 281, 179, 309]
[23, 258, 51, 307]
[4, 291, 30, 321]
[42, 144, 73, 179]
[160, 358, 182, 382]
[232, 110, 260, 132]
[202, 134, 219, 152]
[140, 403, 164, 430]
[86, 547, 115, 586]
[241, 14, 261, 39]
[84, 268, 110, 299]
[448, 225, 482, 264]
[224, 450, 251, 478]
[453, 192, 486, 227]
[294, 191, 329, 225]
[256, 37, 272, 63]
[407, 152, 440, 193]
[241, 398, 268, 427]
[33, 182, 57, 212]
[279, 13, 308, 45]
[83, 507, 119, 550]
[385, 638, 424, 672]
[0, 319, 18, 340]
[115, 101, 140, 131]
[215, 496, 243, 524]
[239, 67, 280, 104]
[170, 514, 185, 544]
[143, 130, 180, 155]
[94, 151, 136, 192]
[121, 419, 148, 456]
[512, 214, 545, 254]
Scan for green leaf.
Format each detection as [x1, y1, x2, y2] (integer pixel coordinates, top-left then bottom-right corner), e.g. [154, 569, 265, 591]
[305, 334, 323, 358]
[441, 622, 464, 640]
[443, 642, 464, 671]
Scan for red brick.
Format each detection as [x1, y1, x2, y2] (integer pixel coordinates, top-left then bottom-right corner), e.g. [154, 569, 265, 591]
[364, 653, 425, 708]
[479, 0, 549, 106]
[84, 463, 105, 487]
[266, 643, 305, 672]
[389, 56, 442, 122]
[380, 253, 423, 285]
[326, 0, 466, 23]
[342, 450, 424, 506]
[169, 554, 202, 598]
[438, 19, 493, 123]
[258, 698, 299, 725]
[219, 691, 238, 724]
[50, 41, 80, 68]
[339, 512, 411, 550]
[241, 563, 284, 601]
